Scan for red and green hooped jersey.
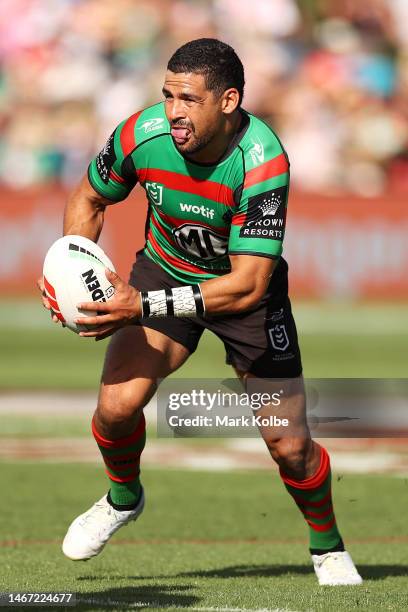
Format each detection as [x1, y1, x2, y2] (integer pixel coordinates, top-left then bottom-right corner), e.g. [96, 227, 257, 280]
[88, 102, 289, 284]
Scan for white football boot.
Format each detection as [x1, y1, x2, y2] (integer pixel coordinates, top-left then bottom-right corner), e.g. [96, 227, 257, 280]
[62, 488, 145, 561]
[312, 550, 363, 585]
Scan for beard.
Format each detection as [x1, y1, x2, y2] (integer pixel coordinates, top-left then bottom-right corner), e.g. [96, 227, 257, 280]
[171, 120, 216, 155]
[175, 132, 214, 155]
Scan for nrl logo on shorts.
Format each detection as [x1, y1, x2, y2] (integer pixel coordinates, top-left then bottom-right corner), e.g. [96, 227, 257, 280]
[146, 182, 164, 206]
[269, 324, 289, 351]
[139, 118, 165, 133]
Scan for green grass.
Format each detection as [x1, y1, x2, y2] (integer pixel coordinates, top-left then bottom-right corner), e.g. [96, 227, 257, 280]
[0, 414, 90, 438]
[0, 414, 225, 446]
[1, 300, 407, 610]
[0, 300, 408, 612]
[0, 464, 408, 610]
[0, 300, 407, 388]
[0, 325, 231, 389]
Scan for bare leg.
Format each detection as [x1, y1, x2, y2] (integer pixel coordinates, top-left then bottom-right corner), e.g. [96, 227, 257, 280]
[95, 325, 190, 438]
[234, 371, 320, 479]
[62, 325, 191, 561]
[234, 370, 345, 558]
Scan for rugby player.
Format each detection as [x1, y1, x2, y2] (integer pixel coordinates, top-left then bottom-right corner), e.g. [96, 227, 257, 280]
[39, 39, 362, 586]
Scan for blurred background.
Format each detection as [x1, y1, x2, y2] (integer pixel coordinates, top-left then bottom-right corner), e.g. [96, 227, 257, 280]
[0, 0, 407, 452]
[1, 0, 408, 195]
[1, 0, 408, 295]
[1, 4, 408, 602]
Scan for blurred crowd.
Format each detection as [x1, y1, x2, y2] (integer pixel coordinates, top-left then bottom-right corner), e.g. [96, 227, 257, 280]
[1, 0, 407, 195]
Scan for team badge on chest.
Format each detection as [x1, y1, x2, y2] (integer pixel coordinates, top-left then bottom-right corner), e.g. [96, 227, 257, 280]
[146, 182, 164, 206]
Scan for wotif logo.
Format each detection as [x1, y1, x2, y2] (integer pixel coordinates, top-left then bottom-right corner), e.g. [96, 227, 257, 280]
[138, 118, 165, 133]
[180, 202, 215, 219]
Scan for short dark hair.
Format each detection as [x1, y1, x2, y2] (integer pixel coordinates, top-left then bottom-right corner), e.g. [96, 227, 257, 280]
[167, 38, 245, 106]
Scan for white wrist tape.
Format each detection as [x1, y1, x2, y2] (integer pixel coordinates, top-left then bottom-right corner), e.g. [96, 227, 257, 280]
[143, 289, 167, 317]
[140, 285, 205, 318]
[171, 286, 197, 317]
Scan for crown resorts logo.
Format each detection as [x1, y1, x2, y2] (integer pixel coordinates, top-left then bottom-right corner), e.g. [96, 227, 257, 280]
[239, 185, 287, 240]
[260, 194, 281, 216]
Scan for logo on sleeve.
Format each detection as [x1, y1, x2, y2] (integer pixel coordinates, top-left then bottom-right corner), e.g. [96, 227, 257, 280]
[146, 182, 164, 206]
[96, 132, 116, 184]
[138, 118, 165, 133]
[249, 139, 264, 166]
[239, 185, 287, 240]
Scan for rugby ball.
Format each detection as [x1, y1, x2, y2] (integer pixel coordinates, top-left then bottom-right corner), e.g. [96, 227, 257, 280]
[43, 235, 116, 334]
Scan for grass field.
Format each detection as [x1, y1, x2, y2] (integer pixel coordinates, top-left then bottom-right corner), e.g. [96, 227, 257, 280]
[1, 464, 408, 611]
[0, 300, 407, 388]
[0, 299, 407, 610]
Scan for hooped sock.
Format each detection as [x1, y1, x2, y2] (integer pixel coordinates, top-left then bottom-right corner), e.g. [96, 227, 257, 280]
[92, 414, 146, 507]
[280, 444, 343, 553]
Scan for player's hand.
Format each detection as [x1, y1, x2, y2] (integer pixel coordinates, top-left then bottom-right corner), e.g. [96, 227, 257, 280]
[75, 269, 142, 340]
[37, 276, 60, 323]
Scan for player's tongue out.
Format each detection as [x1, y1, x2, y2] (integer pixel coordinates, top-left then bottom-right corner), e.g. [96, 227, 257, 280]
[171, 126, 190, 144]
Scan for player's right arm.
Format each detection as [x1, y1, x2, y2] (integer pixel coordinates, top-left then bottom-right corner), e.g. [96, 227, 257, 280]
[65, 116, 138, 238]
[39, 117, 138, 318]
[63, 176, 112, 242]
[62, 173, 113, 241]
[39, 173, 115, 319]
[38, 174, 112, 318]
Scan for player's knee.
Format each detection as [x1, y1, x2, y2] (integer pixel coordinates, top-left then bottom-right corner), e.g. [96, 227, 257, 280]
[96, 383, 155, 432]
[94, 401, 143, 439]
[266, 437, 311, 480]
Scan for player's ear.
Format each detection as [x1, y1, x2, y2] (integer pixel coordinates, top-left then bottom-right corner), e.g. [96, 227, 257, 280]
[221, 88, 240, 115]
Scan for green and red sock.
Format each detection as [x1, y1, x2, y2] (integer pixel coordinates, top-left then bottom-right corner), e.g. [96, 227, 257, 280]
[280, 444, 344, 554]
[92, 414, 146, 509]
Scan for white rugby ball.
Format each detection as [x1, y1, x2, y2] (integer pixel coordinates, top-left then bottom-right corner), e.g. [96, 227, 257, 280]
[43, 235, 116, 334]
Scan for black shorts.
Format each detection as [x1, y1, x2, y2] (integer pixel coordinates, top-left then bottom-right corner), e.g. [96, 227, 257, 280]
[129, 251, 302, 378]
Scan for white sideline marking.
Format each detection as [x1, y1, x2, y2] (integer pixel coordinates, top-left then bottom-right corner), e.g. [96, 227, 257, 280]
[1, 436, 408, 475]
[0, 392, 157, 419]
[2, 395, 408, 474]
